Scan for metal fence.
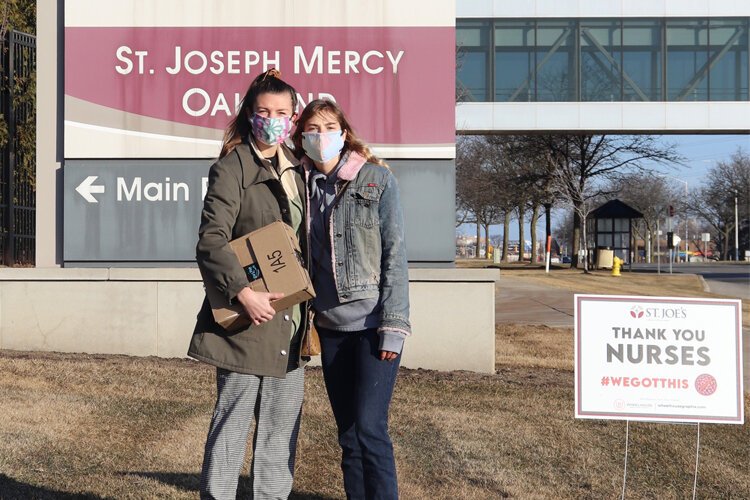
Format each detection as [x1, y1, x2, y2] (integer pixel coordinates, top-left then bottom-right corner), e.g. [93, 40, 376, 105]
[0, 30, 36, 266]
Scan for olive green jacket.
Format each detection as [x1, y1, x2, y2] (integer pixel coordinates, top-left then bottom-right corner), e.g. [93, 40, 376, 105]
[188, 141, 309, 378]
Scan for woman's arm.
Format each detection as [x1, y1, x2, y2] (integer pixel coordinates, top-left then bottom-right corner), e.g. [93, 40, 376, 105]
[197, 155, 283, 323]
[377, 170, 411, 356]
[196, 156, 249, 302]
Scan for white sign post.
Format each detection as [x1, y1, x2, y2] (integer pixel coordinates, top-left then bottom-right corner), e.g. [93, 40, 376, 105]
[575, 294, 744, 424]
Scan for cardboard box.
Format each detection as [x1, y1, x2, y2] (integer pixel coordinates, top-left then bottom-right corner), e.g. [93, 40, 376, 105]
[202, 221, 315, 331]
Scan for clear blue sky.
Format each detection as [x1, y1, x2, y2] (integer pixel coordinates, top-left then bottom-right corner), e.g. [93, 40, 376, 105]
[655, 134, 750, 186]
[458, 134, 750, 241]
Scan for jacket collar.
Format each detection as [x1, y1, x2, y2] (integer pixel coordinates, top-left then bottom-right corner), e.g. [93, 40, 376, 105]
[301, 151, 367, 182]
[237, 140, 300, 188]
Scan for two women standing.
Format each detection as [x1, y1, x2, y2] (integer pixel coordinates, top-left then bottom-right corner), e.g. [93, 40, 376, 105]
[190, 70, 409, 499]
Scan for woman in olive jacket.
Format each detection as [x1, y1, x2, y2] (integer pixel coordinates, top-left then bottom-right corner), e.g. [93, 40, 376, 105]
[188, 70, 309, 500]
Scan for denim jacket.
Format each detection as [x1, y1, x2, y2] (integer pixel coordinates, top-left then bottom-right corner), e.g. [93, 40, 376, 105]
[302, 152, 411, 337]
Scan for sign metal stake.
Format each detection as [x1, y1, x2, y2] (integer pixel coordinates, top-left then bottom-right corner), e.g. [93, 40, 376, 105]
[621, 420, 630, 500]
[621, 420, 703, 500]
[692, 423, 701, 500]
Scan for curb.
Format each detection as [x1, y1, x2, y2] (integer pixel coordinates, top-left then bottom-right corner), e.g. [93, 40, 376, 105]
[697, 275, 711, 293]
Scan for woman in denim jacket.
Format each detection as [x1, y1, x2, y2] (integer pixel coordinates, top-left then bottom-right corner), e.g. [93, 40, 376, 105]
[292, 99, 410, 500]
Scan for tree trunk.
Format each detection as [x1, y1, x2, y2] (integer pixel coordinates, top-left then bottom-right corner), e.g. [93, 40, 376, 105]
[502, 211, 511, 262]
[484, 223, 490, 260]
[475, 222, 481, 259]
[571, 210, 581, 267]
[643, 221, 653, 264]
[518, 206, 526, 262]
[581, 215, 589, 272]
[530, 204, 540, 263]
[723, 228, 730, 261]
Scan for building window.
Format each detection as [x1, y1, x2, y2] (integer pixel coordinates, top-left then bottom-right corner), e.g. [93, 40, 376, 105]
[622, 19, 663, 101]
[708, 18, 749, 101]
[580, 20, 622, 101]
[495, 20, 535, 102]
[536, 20, 577, 102]
[457, 21, 490, 102]
[667, 19, 710, 101]
[457, 17, 750, 103]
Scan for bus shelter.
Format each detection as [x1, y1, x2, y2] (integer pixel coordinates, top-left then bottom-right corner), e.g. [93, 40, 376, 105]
[588, 199, 643, 268]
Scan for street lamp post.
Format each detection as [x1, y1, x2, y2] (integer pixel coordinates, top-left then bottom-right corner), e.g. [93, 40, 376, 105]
[735, 193, 739, 261]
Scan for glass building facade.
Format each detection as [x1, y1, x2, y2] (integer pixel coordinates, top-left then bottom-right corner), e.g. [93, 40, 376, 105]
[457, 18, 749, 103]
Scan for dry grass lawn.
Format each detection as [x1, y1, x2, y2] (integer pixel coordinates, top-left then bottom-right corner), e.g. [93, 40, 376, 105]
[1, 325, 748, 499]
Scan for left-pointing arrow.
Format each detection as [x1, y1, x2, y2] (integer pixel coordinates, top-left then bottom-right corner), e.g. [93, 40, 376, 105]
[76, 176, 106, 203]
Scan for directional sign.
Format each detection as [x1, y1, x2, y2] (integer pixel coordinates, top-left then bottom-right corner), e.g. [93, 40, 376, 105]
[63, 158, 453, 265]
[75, 176, 106, 203]
[64, 160, 211, 263]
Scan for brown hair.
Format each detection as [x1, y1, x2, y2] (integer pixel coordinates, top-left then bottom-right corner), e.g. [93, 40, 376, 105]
[291, 99, 387, 167]
[219, 69, 298, 158]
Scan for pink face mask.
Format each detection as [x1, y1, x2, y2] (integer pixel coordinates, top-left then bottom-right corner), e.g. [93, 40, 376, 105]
[250, 113, 293, 145]
[301, 131, 345, 163]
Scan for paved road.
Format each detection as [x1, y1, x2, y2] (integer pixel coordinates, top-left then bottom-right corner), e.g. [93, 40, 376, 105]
[495, 273, 749, 391]
[631, 263, 749, 300]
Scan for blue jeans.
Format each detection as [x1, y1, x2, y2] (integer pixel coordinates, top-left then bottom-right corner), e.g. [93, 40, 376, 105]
[318, 327, 401, 500]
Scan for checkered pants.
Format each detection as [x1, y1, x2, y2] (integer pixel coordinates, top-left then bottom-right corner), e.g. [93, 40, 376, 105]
[199, 367, 305, 500]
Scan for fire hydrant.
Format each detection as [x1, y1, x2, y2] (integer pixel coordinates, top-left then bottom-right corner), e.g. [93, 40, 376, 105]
[612, 256, 622, 277]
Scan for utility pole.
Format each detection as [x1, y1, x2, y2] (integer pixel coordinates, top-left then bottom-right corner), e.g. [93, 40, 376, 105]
[657, 218, 661, 275]
[657, 175, 688, 263]
[668, 206, 673, 275]
[735, 193, 739, 261]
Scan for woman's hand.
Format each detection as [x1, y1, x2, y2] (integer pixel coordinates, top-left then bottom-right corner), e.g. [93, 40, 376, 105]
[235, 287, 284, 325]
[379, 350, 398, 362]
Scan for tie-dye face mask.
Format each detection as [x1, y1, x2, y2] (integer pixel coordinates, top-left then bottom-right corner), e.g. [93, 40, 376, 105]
[250, 113, 293, 145]
[302, 130, 345, 163]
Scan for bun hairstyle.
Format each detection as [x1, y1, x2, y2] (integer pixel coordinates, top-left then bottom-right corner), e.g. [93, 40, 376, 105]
[219, 69, 298, 158]
[291, 99, 387, 168]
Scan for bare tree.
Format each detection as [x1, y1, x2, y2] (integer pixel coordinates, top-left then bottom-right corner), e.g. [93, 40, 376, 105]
[456, 136, 505, 258]
[500, 210, 512, 261]
[529, 203, 541, 263]
[519, 135, 682, 267]
[455, 136, 478, 227]
[691, 149, 750, 260]
[606, 173, 679, 263]
[556, 209, 575, 258]
[548, 165, 600, 271]
[480, 136, 529, 262]
[479, 135, 554, 263]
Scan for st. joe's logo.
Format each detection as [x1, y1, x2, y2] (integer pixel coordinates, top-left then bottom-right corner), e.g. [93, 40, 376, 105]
[629, 306, 644, 319]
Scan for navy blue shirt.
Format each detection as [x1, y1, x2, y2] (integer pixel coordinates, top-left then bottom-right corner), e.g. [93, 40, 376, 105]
[309, 158, 381, 332]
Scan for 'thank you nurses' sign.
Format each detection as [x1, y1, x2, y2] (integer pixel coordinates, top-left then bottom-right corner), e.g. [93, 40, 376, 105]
[575, 295, 744, 424]
[63, 0, 455, 159]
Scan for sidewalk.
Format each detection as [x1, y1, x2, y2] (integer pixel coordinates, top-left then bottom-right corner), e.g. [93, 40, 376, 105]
[495, 274, 574, 327]
[494, 274, 750, 392]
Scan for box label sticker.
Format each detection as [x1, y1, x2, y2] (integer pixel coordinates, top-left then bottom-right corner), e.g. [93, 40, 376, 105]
[244, 263, 262, 282]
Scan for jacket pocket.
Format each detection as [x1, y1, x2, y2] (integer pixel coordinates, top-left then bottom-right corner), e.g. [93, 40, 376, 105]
[350, 186, 380, 228]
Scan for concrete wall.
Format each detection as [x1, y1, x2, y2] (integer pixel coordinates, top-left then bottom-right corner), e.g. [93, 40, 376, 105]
[457, 0, 750, 18]
[0, 268, 498, 373]
[457, 102, 750, 134]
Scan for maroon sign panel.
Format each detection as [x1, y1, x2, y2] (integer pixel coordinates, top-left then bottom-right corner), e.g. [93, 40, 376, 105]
[65, 26, 456, 157]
